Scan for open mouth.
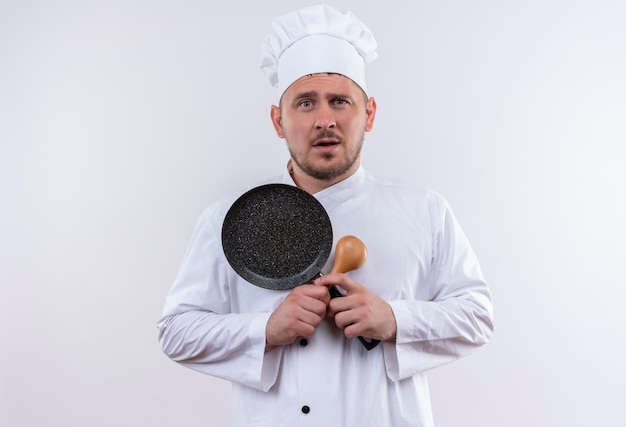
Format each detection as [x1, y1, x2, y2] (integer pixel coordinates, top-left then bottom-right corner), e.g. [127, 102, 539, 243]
[314, 139, 339, 147]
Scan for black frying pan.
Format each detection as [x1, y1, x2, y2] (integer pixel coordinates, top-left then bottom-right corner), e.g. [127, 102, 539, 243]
[221, 183, 379, 350]
[221, 183, 333, 290]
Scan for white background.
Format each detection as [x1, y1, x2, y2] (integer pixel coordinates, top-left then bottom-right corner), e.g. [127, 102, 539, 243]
[2, 0, 625, 426]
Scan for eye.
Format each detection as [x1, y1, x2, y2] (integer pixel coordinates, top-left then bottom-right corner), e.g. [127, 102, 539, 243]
[333, 98, 349, 106]
[298, 100, 313, 108]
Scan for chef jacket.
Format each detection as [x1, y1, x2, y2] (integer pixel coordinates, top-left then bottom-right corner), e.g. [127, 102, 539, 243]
[157, 166, 494, 427]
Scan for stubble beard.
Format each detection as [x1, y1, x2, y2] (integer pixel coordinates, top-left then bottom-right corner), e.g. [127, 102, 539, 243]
[288, 131, 364, 181]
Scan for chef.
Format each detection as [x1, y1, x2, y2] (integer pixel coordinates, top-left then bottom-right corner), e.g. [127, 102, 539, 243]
[158, 4, 494, 426]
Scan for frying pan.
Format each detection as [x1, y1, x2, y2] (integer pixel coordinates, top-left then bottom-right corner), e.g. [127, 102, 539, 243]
[221, 183, 333, 290]
[221, 183, 380, 350]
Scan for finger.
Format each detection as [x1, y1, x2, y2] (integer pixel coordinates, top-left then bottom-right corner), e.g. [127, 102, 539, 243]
[294, 321, 317, 338]
[338, 302, 397, 341]
[333, 309, 361, 330]
[334, 310, 377, 339]
[326, 293, 357, 318]
[288, 286, 331, 319]
[342, 322, 366, 339]
[314, 273, 363, 295]
[283, 293, 327, 319]
[294, 284, 332, 304]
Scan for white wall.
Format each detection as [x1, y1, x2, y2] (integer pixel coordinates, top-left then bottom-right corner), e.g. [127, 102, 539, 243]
[2, 1, 624, 426]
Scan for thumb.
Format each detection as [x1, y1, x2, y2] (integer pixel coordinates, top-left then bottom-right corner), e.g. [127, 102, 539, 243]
[314, 273, 360, 293]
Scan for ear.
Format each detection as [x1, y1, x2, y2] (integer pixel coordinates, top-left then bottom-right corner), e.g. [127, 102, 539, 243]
[364, 97, 377, 132]
[270, 105, 285, 138]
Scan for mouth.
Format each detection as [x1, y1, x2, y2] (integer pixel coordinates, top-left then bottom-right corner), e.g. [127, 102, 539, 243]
[313, 138, 340, 148]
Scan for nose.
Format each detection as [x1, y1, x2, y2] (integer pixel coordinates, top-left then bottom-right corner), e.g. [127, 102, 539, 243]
[314, 104, 336, 130]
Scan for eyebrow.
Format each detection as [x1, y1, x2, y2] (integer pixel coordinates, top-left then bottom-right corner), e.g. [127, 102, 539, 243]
[294, 91, 318, 101]
[293, 91, 354, 102]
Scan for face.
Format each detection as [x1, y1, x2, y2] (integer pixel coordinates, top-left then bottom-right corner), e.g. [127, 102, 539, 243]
[270, 74, 376, 192]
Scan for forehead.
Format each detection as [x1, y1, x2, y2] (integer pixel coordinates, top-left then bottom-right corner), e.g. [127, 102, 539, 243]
[282, 73, 365, 100]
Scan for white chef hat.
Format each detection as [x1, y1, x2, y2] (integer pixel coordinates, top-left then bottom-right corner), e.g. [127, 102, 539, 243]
[260, 4, 377, 96]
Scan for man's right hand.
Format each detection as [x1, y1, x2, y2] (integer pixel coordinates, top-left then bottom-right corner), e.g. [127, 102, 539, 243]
[265, 284, 331, 346]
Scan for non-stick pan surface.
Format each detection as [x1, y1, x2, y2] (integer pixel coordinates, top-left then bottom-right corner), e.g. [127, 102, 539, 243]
[221, 184, 333, 290]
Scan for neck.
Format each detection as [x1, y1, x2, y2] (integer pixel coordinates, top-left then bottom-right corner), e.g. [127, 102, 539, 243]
[287, 160, 359, 195]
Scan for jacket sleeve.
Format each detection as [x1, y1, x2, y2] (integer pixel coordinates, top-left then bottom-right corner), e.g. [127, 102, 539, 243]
[156, 205, 283, 392]
[383, 196, 494, 381]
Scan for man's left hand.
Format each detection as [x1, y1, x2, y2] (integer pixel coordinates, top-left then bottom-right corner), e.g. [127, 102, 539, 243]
[314, 273, 397, 341]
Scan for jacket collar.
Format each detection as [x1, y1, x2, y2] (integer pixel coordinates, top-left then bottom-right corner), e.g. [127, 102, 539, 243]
[280, 164, 366, 207]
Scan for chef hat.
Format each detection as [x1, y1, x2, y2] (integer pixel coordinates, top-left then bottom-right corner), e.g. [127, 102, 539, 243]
[260, 4, 377, 96]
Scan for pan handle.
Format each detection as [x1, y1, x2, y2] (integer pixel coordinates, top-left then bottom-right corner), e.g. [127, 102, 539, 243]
[329, 286, 380, 351]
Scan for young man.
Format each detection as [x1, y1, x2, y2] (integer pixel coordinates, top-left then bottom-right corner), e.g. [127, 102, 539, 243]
[158, 5, 494, 426]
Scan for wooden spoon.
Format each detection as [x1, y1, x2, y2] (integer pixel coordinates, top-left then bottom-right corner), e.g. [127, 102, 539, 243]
[328, 236, 380, 350]
[331, 235, 368, 274]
